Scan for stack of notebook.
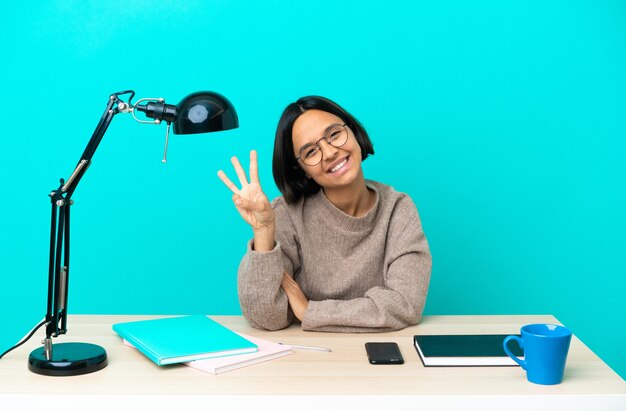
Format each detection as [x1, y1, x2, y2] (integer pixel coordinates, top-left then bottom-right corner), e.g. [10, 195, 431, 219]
[113, 315, 292, 374]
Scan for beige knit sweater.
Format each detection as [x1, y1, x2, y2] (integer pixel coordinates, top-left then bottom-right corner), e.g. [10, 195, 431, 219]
[237, 180, 432, 333]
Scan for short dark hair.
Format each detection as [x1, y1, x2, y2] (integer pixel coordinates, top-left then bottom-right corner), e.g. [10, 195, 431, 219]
[272, 96, 374, 204]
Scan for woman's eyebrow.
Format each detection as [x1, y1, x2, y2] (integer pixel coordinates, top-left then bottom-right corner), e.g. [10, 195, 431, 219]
[323, 123, 340, 135]
[298, 142, 314, 153]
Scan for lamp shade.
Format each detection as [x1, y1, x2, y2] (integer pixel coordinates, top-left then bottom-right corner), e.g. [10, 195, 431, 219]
[173, 91, 239, 135]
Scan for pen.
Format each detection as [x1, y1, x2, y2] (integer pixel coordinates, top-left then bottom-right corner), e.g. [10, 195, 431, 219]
[278, 343, 332, 352]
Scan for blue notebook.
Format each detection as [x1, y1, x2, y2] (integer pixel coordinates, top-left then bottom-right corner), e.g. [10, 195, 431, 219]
[112, 315, 258, 366]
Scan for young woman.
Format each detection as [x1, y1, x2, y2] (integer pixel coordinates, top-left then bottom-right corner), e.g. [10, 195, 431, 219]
[217, 96, 431, 332]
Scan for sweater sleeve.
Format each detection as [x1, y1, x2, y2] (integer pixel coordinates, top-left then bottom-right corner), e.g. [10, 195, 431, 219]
[237, 198, 300, 331]
[301, 196, 432, 333]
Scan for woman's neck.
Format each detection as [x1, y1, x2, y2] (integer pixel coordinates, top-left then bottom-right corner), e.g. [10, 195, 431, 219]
[323, 175, 375, 217]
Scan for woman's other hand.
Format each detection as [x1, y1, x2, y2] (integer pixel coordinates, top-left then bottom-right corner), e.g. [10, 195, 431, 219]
[281, 272, 309, 321]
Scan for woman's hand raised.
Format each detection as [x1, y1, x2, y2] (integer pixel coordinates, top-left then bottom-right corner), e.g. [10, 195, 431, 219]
[217, 150, 275, 237]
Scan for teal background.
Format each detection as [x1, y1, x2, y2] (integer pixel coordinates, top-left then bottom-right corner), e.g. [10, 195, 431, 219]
[1, 1, 624, 379]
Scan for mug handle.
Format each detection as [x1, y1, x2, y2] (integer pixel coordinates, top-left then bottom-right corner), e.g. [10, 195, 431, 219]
[503, 335, 526, 369]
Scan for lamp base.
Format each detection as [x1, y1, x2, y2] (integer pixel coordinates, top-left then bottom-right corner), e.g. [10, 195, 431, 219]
[28, 342, 108, 376]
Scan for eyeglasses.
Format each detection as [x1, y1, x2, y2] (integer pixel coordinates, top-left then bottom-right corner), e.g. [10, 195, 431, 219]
[296, 123, 348, 166]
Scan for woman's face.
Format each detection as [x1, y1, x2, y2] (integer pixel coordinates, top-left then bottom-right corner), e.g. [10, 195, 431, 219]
[292, 109, 363, 191]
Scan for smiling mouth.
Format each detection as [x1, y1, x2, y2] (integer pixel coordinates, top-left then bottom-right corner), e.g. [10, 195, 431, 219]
[328, 156, 349, 174]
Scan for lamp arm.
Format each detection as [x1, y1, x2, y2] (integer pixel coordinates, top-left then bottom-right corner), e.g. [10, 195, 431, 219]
[63, 91, 134, 198]
[44, 91, 134, 343]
